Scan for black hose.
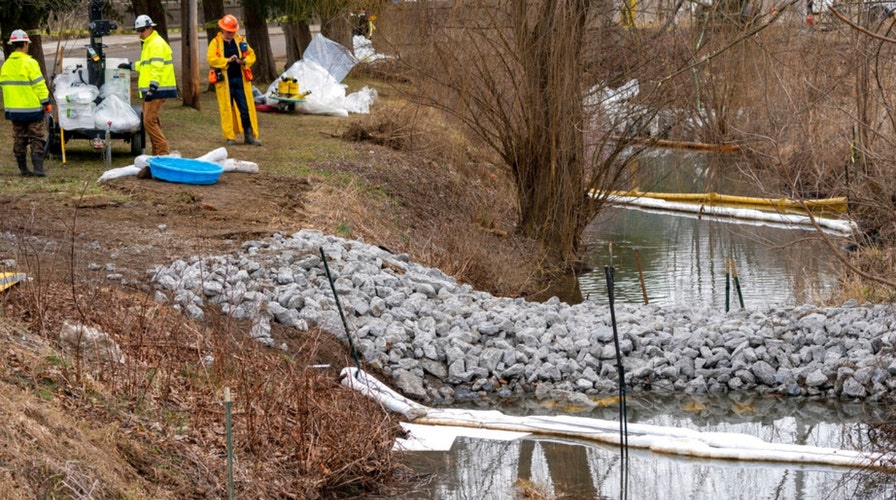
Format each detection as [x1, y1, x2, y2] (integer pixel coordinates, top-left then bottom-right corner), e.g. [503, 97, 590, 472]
[319, 247, 362, 376]
[604, 265, 629, 498]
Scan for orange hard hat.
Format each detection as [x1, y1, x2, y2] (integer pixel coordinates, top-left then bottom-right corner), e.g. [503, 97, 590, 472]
[218, 14, 239, 32]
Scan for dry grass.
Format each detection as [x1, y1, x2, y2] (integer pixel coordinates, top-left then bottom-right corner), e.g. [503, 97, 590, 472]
[0, 279, 406, 498]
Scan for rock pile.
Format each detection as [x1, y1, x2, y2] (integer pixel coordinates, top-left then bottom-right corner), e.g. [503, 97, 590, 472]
[150, 230, 896, 403]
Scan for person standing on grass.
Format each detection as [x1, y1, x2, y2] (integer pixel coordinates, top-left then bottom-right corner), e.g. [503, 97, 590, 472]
[119, 15, 176, 155]
[207, 14, 261, 147]
[0, 29, 51, 177]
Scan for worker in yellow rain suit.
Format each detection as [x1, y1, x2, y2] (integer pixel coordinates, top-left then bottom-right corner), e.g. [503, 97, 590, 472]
[207, 14, 261, 146]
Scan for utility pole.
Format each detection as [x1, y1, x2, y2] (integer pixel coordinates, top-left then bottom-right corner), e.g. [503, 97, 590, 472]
[182, 0, 200, 109]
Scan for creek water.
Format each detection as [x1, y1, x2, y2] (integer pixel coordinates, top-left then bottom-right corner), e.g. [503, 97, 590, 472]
[394, 151, 875, 498]
[397, 395, 893, 499]
[577, 149, 843, 309]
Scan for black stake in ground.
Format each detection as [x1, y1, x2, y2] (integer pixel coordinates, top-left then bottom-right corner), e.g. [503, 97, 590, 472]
[604, 265, 629, 497]
[320, 247, 362, 376]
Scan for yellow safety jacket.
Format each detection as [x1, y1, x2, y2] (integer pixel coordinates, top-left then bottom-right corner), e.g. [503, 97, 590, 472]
[207, 32, 259, 140]
[0, 51, 49, 122]
[136, 30, 177, 99]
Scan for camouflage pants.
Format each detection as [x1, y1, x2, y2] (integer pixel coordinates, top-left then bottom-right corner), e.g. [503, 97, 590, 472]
[12, 120, 45, 157]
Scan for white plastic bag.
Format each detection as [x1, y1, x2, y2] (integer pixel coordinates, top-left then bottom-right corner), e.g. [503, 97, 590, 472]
[94, 94, 140, 132]
[345, 86, 377, 114]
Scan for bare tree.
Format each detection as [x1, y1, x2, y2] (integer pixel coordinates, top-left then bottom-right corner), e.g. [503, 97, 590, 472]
[242, 0, 277, 82]
[283, 19, 312, 68]
[385, 1, 647, 267]
[1, 0, 81, 75]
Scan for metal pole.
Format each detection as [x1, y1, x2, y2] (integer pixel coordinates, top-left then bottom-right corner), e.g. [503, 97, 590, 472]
[225, 387, 234, 500]
[604, 266, 628, 453]
[319, 247, 362, 373]
[605, 265, 629, 500]
[634, 249, 648, 305]
[731, 258, 745, 309]
[725, 257, 730, 313]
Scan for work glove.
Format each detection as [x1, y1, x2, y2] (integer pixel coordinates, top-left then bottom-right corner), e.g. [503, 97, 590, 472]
[117, 62, 132, 70]
[144, 82, 158, 102]
[43, 103, 52, 114]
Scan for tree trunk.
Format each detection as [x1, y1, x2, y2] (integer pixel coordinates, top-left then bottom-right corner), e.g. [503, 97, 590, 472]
[283, 19, 312, 69]
[242, 4, 277, 82]
[26, 34, 49, 80]
[201, 0, 225, 92]
[201, 0, 225, 44]
[181, 0, 200, 108]
[320, 14, 351, 48]
[512, 1, 590, 265]
[130, 0, 169, 40]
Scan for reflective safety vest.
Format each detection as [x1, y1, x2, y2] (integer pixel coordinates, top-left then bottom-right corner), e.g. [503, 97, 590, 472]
[0, 51, 49, 122]
[136, 30, 177, 99]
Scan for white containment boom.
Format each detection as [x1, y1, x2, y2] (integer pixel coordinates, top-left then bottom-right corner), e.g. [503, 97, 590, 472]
[341, 367, 891, 470]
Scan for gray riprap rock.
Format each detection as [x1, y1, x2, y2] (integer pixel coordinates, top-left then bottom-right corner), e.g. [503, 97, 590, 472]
[805, 369, 828, 388]
[841, 377, 867, 398]
[394, 369, 428, 400]
[149, 229, 896, 402]
[752, 361, 777, 386]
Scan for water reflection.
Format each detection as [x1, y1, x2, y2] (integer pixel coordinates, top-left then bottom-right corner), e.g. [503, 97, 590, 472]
[580, 150, 843, 308]
[399, 396, 892, 499]
[402, 436, 875, 499]
[579, 208, 841, 308]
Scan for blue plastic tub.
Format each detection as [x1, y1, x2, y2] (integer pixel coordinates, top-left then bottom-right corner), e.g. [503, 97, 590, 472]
[147, 157, 224, 185]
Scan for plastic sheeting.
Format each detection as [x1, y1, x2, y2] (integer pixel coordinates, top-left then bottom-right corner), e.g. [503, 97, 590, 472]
[264, 34, 376, 116]
[342, 367, 892, 470]
[303, 34, 358, 83]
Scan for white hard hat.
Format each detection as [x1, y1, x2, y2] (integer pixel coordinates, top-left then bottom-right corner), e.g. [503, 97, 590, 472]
[134, 15, 156, 30]
[8, 29, 30, 44]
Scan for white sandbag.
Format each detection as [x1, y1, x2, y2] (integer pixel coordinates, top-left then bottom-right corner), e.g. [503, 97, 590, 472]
[220, 158, 259, 173]
[134, 154, 150, 169]
[195, 147, 228, 163]
[94, 94, 140, 132]
[134, 151, 181, 169]
[54, 81, 98, 105]
[58, 103, 96, 130]
[97, 164, 141, 183]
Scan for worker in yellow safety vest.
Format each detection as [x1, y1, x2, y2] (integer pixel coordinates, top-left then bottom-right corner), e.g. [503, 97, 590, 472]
[207, 14, 261, 147]
[0, 29, 51, 177]
[118, 14, 177, 155]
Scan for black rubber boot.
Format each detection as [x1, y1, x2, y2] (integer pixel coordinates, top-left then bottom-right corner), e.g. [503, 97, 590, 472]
[16, 155, 34, 176]
[244, 132, 262, 146]
[30, 153, 48, 177]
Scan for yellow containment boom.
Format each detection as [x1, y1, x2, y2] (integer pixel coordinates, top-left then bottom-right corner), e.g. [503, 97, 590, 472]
[598, 190, 848, 214]
[0, 272, 27, 292]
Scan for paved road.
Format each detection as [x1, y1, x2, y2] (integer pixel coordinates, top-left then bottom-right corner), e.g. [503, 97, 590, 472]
[42, 26, 287, 73]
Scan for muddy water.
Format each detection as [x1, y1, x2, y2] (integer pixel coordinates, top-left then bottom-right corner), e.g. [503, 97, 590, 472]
[578, 150, 842, 308]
